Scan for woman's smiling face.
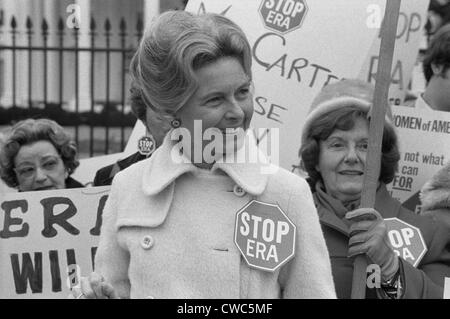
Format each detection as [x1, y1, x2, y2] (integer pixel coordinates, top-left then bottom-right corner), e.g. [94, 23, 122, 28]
[316, 116, 369, 203]
[176, 56, 254, 164]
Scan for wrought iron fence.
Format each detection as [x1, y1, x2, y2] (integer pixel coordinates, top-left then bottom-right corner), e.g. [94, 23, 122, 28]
[0, 14, 143, 157]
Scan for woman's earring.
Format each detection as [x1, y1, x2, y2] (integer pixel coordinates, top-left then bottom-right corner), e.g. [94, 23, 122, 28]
[171, 118, 181, 128]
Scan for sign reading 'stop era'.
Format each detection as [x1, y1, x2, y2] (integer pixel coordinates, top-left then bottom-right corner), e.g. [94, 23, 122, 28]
[385, 218, 427, 267]
[185, 0, 426, 173]
[259, 0, 308, 34]
[235, 200, 296, 272]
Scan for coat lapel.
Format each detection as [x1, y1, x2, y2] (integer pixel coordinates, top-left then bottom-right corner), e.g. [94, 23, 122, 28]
[213, 131, 269, 196]
[117, 130, 270, 228]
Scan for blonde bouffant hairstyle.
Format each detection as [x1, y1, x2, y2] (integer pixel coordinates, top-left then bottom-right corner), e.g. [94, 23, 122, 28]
[129, 10, 253, 119]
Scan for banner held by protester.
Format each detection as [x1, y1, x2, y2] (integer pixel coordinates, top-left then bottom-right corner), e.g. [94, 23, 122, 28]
[0, 187, 109, 298]
[358, 0, 430, 106]
[185, 0, 383, 172]
[388, 106, 450, 213]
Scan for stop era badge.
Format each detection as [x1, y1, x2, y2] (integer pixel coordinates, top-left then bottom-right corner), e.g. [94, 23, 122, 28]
[234, 200, 296, 272]
[259, 0, 308, 34]
[384, 218, 427, 267]
[138, 135, 156, 156]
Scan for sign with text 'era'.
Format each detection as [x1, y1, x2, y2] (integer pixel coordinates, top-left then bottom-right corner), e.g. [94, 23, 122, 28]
[385, 217, 427, 267]
[235, 200, 295, 271]
[0, 187, 109, 298]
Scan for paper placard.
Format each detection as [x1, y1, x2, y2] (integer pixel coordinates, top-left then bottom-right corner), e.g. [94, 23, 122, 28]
[0, 187, 109, 299]
[387, 106, 450, 212]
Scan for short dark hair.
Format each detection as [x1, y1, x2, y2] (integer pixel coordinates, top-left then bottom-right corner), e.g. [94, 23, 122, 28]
[423, 23, 450, 83]
[0, 118, 79, 188]
[300, 106, 400, 186]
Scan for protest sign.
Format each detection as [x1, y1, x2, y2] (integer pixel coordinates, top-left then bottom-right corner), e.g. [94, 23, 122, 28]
[358, 0, 430, 106]
[0, 180, 15, 194]
[234, 200, 295, 272]
[384, 218, 427, 267]
[387, 106, 450, 213]
[0, 186, 109, 298]
[259, 0, 308, 34]
[186, 0, 381, 171]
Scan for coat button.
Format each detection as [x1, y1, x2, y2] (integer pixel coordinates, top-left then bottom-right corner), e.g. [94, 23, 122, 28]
[141, 235, 154, 250]
[233, 184, 246, 197]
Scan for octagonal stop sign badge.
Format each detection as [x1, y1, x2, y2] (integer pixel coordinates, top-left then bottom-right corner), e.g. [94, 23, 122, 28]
[259, 0, 308, 34]
[235, 200, 296, 272]
[384, 218, 427, 267]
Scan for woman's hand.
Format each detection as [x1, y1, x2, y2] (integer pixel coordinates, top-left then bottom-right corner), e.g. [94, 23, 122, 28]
[346, 208, 399, 282]
[70, 272, 118, 299]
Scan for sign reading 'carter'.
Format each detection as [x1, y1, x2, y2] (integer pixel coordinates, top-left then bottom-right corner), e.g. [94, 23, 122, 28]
[259, 0, 308, 34]
[234, 200, 296, 272]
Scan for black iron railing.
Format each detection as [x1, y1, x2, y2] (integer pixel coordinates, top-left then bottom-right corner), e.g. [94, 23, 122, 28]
[0, 14, 143, 157]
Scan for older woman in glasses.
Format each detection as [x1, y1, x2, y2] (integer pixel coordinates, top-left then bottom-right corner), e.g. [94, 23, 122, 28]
[0, 118, 83, 192]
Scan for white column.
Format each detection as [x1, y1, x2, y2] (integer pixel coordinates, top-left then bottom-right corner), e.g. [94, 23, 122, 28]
[70, 0, 91, 112]
[0, 0, 13, 106]
[0, 0, 41, 107]
[143, 0, 160, 28]
[42, 0, 61, 104]
[28, 0, 45, 105]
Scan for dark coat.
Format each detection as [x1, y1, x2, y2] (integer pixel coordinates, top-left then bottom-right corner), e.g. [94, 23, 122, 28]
[93, 152, 147, 186]
[315, 183, 450, 299]
[65, 176, 84, 189]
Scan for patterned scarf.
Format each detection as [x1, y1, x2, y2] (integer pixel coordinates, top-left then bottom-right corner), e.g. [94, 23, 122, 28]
[314, 181, 361, 223]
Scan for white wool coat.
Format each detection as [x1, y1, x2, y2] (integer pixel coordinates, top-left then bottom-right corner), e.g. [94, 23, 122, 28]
[94, 134, 336, 299]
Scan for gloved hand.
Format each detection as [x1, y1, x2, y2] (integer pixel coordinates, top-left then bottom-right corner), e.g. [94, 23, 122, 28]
[346, 208, 399, 282]
[70, 272, 118, 299]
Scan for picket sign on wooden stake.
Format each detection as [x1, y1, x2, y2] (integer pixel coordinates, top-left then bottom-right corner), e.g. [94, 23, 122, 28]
[351, 0, 402, 299]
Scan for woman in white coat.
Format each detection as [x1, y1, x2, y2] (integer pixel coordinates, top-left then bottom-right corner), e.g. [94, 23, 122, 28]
[73, 10, 336, 299]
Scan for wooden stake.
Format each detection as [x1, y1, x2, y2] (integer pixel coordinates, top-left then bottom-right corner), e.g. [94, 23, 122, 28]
[351, 0, 402, 299]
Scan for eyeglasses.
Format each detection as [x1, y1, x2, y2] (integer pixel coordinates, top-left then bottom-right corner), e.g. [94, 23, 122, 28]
[14, 156, 62, 180]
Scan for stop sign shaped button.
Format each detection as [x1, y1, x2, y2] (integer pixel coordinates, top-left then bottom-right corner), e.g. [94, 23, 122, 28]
[235, 200, 296, 272]
[385, 218, 428, 267]
[259, 0, 308, 34]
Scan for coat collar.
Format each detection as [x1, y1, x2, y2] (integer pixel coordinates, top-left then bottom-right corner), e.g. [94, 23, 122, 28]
[141, 130, 269, 197]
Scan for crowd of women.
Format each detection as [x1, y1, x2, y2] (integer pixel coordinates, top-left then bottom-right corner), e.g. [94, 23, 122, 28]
[1, 8, 450, 299]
